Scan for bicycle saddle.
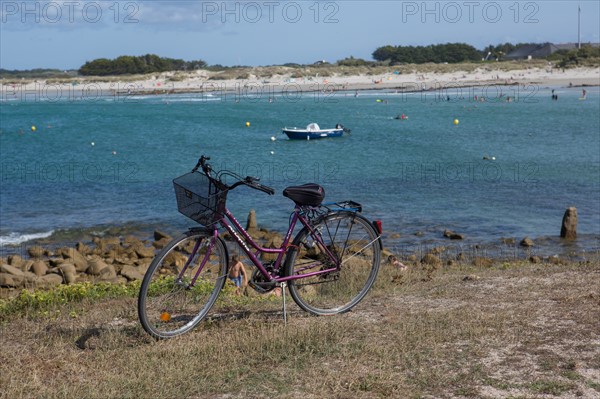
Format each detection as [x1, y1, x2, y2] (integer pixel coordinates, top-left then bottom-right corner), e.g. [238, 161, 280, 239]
[283, 183, 325, 206]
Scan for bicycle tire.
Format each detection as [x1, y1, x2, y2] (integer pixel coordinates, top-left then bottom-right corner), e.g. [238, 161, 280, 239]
[284, 211, 381, 315]
[138, 230, 228, 339]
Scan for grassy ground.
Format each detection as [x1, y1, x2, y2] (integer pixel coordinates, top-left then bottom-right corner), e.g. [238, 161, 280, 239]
[1, 259, 599, 399]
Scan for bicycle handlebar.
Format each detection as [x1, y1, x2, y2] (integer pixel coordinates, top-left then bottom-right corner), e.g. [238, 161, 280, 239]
[191, 155, 212, 175]
[243, 176, 276, 196]
[193, 155, 275, 196]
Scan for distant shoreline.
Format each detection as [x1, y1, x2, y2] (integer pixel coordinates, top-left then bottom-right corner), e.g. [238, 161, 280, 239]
[1, 64, 598, 101]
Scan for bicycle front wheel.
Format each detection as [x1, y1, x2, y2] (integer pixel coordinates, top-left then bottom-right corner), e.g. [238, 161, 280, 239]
[284, 211, 382, 315]
[138, 230, 228, 339]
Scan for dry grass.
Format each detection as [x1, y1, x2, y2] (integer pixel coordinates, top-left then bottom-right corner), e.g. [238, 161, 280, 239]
[1, 259, 599, 399]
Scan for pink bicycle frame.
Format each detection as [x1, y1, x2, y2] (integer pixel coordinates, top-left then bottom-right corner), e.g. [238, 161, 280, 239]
[214, 205, 339, 284]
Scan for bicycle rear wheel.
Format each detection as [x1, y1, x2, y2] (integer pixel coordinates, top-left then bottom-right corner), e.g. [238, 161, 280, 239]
[284, 211, 381, 315]
[138, 230, 228, 339]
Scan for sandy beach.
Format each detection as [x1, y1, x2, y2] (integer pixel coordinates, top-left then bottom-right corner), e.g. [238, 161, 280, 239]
[2, 64, 598, 100]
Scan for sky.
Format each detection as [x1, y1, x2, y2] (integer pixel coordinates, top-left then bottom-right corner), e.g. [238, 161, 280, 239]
[1, 0, 599, 70]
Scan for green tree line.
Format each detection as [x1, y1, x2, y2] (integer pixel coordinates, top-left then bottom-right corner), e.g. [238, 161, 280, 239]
[78, 54, 207, 76]
[371, 42, 599, 65]
[0, 68, 76, 79]
[372, 43, 483, 64]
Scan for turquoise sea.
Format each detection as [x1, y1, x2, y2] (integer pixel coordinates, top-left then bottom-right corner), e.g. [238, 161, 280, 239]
[1, 84, 599, 259]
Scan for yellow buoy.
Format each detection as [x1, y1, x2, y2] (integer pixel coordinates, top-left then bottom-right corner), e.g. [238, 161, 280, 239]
[245, 121, 250, 127]
[31, 125, 36, 132]
[453, 119, 459, 125]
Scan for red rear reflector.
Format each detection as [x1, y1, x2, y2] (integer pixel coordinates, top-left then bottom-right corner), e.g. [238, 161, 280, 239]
[373, 220, 382, 235]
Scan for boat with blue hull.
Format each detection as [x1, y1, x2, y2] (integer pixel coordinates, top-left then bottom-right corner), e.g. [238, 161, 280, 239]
[282, 123, 349, 140]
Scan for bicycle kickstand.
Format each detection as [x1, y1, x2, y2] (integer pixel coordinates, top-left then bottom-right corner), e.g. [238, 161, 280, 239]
[280, 282, 288, 326]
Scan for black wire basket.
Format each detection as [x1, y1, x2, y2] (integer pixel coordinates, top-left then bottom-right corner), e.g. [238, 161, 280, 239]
[173, 172, 226, 226]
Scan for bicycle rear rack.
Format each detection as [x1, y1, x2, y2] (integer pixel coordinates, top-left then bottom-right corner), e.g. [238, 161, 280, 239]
[322, 200, 362, 213]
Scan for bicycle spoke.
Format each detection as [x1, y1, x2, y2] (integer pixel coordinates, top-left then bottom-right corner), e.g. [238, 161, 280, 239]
[138, 232, 227, 339]
[285, 212, 381, 315]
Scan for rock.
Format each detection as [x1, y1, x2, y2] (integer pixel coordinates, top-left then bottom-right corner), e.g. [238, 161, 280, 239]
[0, 264, 25, 277]
[262, 234, 284, 262]
[153, 237, 170, 249]
[123, 235, 141, 245]
[62, 248, 88, 272]
[246, 209, 258, 231]
[560, 207, 577, 240]
[382, 249, 394, 259]
[421, 254, 441, 266]
[92, 237, 120, 252]
[0, 273, 18, 287]
[86, 257, 109, 275]
[97, 265, 117, 281]
[135, 259, 151, 273]
[59, 263, 77, 275]
[76, 242, 92, 256]
[428, 246, 446, 255]
[120, 265, 145, 281]
[48, 258, 65, 267]
[247, 228, 268, 241]
[268, 234, 284, 248]
[414, 231, 425, 237]
[23, 273, 43, 288]
[41, 273, 63, 287]
[135, 246, 155, 259]
[163, 251, 187, 270]
[123, 241, 140, 255]
[389, 233, 401, 239]
[63, 271, 77, 284]
[520, 237, 534, 247]
[154, 230, 172, 242]
[28, 246, 45, 258]
[529, 255, 542, 264]
[7, 255, 24, 268]
[104, 249, 120, 263]
[443, 229, 464, 240]
[32, 260, 49, 276]
[21, 260, 34, 272]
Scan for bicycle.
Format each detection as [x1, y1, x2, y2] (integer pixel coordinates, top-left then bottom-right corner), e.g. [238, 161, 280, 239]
[138, 155, 383, 339]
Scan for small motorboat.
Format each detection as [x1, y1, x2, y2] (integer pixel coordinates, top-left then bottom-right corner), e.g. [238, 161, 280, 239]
[282, 123, 350, 140]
